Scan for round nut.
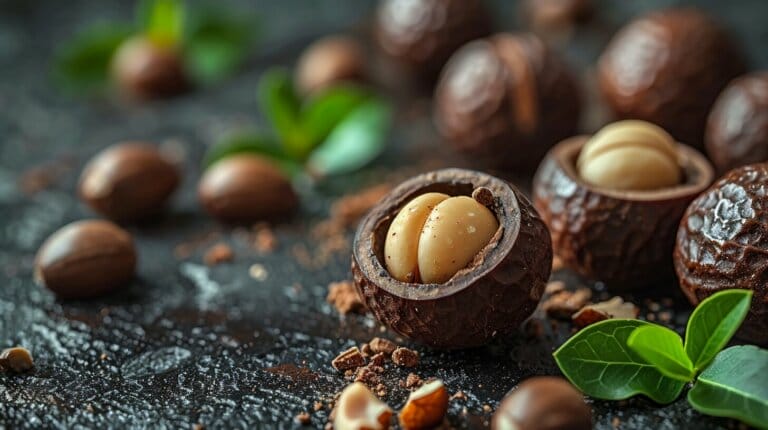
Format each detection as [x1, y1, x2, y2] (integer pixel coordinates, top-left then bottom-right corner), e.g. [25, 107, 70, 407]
[79, 142, 180, 222]
[399, 379, 449, 430]
[198, 154, 298, 223]
[492, 376, 592, 430]
[295, 35, 367, 95]
[35, 220, 137, 299]
[576, 120, 681, 190]
[111, 36, 189, 100]
[0, 347, 34, 373]
[334, 382, 392, 430]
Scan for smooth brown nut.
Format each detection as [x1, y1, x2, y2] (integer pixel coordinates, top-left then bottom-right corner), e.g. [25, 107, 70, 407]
[35, 220, 137, 299]
[295, 35, 367, 95]
[492, 377, 592, 430]
[79, 142, 180, 222]
[577, 120, 682, 190]
[334, 382, 392, 430]
[0, 347, 34, 373]
[198, 154, 298, 223]
[111, 36, 189, 100]
[399, 379, 449, 430]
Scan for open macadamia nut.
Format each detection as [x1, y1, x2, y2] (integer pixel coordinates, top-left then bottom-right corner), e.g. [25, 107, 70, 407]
[492, 377, 592, 430]
[352, 169, 552, 348]
[295, 35, 367, 96]
[435, 33, 580, 170]
[674, 163, 768, 345]
[533, 121, 714, 290]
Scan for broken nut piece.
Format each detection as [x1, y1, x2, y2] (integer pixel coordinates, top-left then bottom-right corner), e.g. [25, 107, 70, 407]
[332, 347, 367, 371]
[572, 296, 639, 328]
[399, 379, 449, 430]
[334, 382, 393, 430]
[0, 346, 34, 373]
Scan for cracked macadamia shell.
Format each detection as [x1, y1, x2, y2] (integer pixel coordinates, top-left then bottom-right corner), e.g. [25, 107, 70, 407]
[533, 136, 713, 290]
[352, 169, 552, 349]
[674, 163, 768, 344]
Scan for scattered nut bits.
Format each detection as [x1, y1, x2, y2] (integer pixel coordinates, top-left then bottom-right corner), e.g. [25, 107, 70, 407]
[0, 346, 34, 373]
[572, 297, 639, 328]
[542, 288, 592, 319]
[295, 412, 311, 425]
[392, 347, 419, 368]
[368, 337, 397, 355]
[334, 382, 392, 430]
[399, 379, 449, 430]
[326, 281, 366, 315]
[403, 373, 423, 390]
[203, 243, 234, 266]
[332, 347, 367, 371]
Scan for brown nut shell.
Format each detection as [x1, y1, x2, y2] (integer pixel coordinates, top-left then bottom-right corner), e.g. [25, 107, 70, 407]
[198, 154, 298, 223]
[79, 142, 180, 222]
[674, 163, 768, 344]
[435, 33, 580, 170]
[706, 72, 768, 173]
[111, 36, 189, 100]
[295, 35, 367, 96]
[533, 136, 714, 290]
[35, 220, 137, 299]
[352, 169, 552, 349]
[598, 8, 746, 149]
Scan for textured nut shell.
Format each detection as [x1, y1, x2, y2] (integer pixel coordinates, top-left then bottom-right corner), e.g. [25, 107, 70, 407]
[533, 136, 713, 290]
[35, 220, 137, 299]
[491, 377, 592, 430]
[598, 8, 746, 149]
[674, 163, 768, 344]
[111, 37, 189, 100]
[435, 33, 580, 170]
[295, 36, 367, 95]
[706, 72, 768, 173]
[79, 142, 180, 222]
[352, 169, 552, 349]
[198, 155, 298, 223]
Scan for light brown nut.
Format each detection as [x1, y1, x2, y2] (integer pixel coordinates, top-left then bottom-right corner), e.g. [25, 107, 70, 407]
[399, 379, 449, 430]
[368, 337, 397, 356]
[0, 347, 34, 373]
[572, 296, 639, 328]
[295, 35, 367, 95]
[332, 347, 367, 371]
[334, 382, 392, 430]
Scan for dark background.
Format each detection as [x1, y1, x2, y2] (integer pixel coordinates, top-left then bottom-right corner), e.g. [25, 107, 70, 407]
[1, 0, 767, 429]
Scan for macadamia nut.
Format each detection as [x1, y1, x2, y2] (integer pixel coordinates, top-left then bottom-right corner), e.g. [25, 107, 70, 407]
[334, 382, 392, 430]
[577, 120, 682, 190]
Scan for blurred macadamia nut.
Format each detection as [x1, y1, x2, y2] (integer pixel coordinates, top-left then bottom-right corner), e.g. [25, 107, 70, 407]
[111, 36, 189, 100]
[492, 377, 592, 430]
[295, 35, 367, 95]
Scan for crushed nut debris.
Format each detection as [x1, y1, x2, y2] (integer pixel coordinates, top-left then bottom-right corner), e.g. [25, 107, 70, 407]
[542, 287, 592, 319]
[572, 297, 639, 328]
[332, 347, 366, 371]
[392, 347, 419, 368]
[326, 280, 366, 315]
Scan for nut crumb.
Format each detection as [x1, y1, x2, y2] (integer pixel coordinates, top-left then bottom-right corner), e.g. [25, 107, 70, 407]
[374, 383, 387, 398]
[612, 417, 621, 428]
[332, 346, 366, 371]
[552, 254, 564, 271]
[544, 280, 566, 295]
[450, 390, 467, 401]
[404, 373, 423, 389]
[248, 264, 269, 281]
[203, 243, 234, 266]
[253, 223, 278, 253]
[354, 366, 382, 386]
[392, 347, 419, 367]
[368, 337, 397, 355]
[192, 424, 205, 430]
[326, 281, 366, 315]
[483, 404, 492, 413]
[542, 288, 592, 319]
[360, 343, 372, 357]
[370, 352, 387, 367]
[313, 401, 323, 412]
[295, 412, 311, 425]
[572, 296, 639, 328]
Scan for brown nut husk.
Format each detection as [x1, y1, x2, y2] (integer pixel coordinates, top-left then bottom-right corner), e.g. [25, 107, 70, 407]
[198, 154, 298, 223]
[674, 163, 768, 345]
[435, 33, 580, 171]
[79, 142, 180, 222]
[533, 136, 714, 290]
[111, 36, 189, 100]
[597, 8, 746, 149]
[295, 35, 367, 95]
[352, 169, 552, 348]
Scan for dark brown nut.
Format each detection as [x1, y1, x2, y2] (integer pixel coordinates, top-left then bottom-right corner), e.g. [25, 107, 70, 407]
[79, 142, 180, 222]
[435, 33, 580, 171]
[492, 376, 592, 430]
[706, 72, 768, 173]
[332, 346, 367, 371]
[35, 220, 137, 299]
[674, 163, 768, 345]
[295, 35, 367, 95]
[198, 154, 298, 223]
[111, 36, 189, 100]
[598, 8, 746, 150]
[533, 136, 714, 290]
[375, 0, 492, 83]
[0, 346, 34, 373]
[352, 169, 552, 348]
[521, 0, 593, 35]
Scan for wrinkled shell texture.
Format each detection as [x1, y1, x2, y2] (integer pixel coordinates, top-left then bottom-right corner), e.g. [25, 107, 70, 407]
[598, 8, 745, 149]
[352, 169, 552, 349]
[435, 33, 580, 170]
[674, 164, 768, 344]
[706, 72, 768, 173]
[375, 0, 491, 79]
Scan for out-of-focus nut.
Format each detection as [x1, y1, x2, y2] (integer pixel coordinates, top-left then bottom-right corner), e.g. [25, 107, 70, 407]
[334, 382, 392, 430]
[572, 297, 639, 328]
[399, 379, 449, 430]
[295, 35, 367, 95]
[0, 347, 34, 373]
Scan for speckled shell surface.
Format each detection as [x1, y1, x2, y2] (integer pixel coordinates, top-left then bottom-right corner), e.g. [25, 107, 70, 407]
[352, 169, 552, 349]
[674, 163, 768, 344]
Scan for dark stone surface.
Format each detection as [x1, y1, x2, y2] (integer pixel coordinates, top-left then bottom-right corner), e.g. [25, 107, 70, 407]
[1, 0, 766, 428]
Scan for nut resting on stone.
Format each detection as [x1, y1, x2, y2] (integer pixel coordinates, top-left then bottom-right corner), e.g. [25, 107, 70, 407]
[399, 379, 449, 430]
[435, 33, 580, 170]
[295, 35, 367, 95]
[674, 163, 768, 345]
[334, 382, 392, 430]
[111, 36, 189, 100]
[0, 347, 34, 373]
[533, 121, 714, 290]
[352, 169, 552, 348]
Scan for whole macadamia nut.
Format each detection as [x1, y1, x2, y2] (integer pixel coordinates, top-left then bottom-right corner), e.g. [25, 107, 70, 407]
[492, 377, 592, 430]
[295, 35, 367, 95]
[111, 36, 189, 100]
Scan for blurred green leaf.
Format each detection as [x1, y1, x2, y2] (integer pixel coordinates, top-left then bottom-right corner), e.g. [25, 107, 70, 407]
[204, 130, 301, 177]
[138, 0, 185, 46]
[257, 69, 309, 159]
[308, 98, 391, 176]
[302, 85, 372, 145]
[53, 23, 133, 94]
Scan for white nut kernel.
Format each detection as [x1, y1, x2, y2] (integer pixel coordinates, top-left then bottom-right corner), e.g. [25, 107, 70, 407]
[334, 382, 392, 430]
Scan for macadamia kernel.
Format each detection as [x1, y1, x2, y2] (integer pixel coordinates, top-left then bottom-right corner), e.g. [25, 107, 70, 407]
[384, 192, 498, 284]
[577, 120, 682, 190]
[334, 382, 392, 430]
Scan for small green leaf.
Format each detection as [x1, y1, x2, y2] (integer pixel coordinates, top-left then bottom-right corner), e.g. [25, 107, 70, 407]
[307, 99, 391, 176]
[138, 0, 185, 46]
[257, 69, 308, 159]
[301, 85, 372, 144]
[688, 345, 768, 429]
[553, 319, 686, 404]
[53, 24, 134, 94]
[204, 131, 300, 177]
[684, 289, 753, 371]
[628, 325, 695, 382]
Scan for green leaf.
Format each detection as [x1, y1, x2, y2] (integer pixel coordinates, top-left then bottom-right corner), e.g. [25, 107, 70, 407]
[684, 289, 753, 371]
[688, 345, 768, 429]
[204, 130, 301, 178]
[257, 69, 308, 159]
[628, 325, 695, 382]
[137, 0, 185, 46]
[553, 319, 686, 404]
[53, 24, 134, 94]
[301, 85, 372, 144]
[307, 99, 391, 176]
